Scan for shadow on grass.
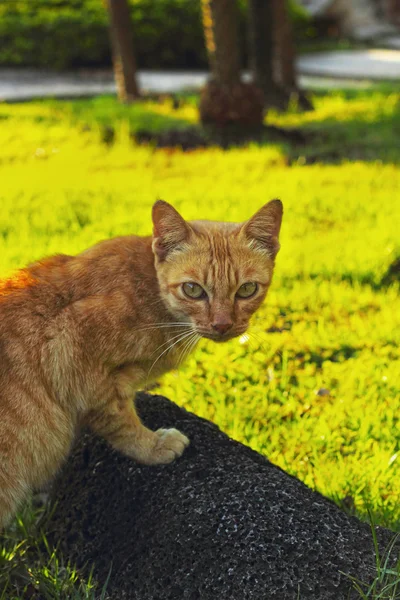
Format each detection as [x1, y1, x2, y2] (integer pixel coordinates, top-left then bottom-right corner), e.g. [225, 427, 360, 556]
[381, 256, 400, 287]
[273, 85, 400, 165]
[22, 85, 400, 164]
[278, 253, 400, 289]
[290, 111, 400, 165]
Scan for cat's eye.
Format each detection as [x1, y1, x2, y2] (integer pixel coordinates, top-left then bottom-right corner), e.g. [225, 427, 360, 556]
[182, 282, 207, 299]
[236, 282, 258, 299]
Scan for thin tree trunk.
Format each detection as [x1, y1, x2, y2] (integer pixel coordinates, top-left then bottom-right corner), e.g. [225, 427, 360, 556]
[106, 0, 139, 103]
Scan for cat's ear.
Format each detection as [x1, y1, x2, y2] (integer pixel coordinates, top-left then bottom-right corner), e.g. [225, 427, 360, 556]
[152, 200, 191, 261]
[242, 199, 283, 258]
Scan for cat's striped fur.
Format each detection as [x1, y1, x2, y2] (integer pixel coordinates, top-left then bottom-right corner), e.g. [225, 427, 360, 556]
[0, 199, 282, 529]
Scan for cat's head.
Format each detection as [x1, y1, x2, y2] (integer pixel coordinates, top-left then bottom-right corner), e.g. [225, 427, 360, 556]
[152, 200, 282, 342]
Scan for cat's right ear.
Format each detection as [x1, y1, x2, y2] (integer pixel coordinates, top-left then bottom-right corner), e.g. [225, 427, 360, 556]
[152, 200, 191, 261]
[242, 199, 283, 259]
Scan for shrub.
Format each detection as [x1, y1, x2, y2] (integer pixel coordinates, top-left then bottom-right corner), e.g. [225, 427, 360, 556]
[0, 0, 207, 69]
[0, 0, 308, 70]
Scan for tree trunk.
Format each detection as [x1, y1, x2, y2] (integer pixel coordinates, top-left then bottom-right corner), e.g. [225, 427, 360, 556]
[248, 0, 312, 111]
[248, 0, 274, 92]
[248, 0, 287, 110]
[200, 0, 264, 127]
[386, 0, 400, 23]
[272, 0, 313, 110]
[202, 0, 241, 85]
[106, 0, 140, 103]
[273, 0, 297, 90]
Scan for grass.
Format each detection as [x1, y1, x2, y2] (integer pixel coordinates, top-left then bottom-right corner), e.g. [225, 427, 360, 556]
[37, 85, 400, 164]
[0, 500, 111, 599]
[345, 516, 400, 599]
[0, 86, 400, 598]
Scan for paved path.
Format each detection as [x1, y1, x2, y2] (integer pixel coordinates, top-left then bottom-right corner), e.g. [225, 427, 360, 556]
[382, 35, 400, 50]
[298, 48, 400, 79]
[0, 49, 399, 102]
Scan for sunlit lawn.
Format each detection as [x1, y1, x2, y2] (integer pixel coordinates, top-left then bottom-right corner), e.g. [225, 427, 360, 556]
[0, 87, 399, 598]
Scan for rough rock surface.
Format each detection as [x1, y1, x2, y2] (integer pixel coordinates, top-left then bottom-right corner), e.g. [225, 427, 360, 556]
[47, 393, 398, 600]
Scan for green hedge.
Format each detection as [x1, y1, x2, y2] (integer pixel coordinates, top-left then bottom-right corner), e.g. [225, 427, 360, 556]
[0, 0, 208, 69]
[0, 0, 308, 70]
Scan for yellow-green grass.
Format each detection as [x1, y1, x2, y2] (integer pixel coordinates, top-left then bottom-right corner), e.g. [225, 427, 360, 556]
[0, 89, 399, 597]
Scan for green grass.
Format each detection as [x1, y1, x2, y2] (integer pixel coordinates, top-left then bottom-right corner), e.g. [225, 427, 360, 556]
[0, 88, 400, 598]
[32, 85, 400, 163]
[0, 500, 111, 599]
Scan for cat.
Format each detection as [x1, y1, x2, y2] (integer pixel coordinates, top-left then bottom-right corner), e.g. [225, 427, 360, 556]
[0, 199, 283, 530]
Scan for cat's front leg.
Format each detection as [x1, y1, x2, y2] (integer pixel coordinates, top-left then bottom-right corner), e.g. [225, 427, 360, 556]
[86, 392, 189, 466]
[0, 492, 18, 532]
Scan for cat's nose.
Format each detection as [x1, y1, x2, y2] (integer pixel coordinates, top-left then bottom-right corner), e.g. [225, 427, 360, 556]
[211, 321, 233, 335]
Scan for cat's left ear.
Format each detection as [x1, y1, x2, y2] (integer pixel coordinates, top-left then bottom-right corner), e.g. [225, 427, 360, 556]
[152, 200, 191, 261]
[242, 199, 283, 258]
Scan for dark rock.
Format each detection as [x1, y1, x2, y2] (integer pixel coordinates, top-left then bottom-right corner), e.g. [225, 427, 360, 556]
[46, 393, 398, 600]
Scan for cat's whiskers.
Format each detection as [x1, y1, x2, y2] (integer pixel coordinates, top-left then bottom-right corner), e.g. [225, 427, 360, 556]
[246, 329, 285, 362]
[149, 328, 194, 358]
[134, 321, 193, 328]
[132, 322, 193, 334]
[146, 329, 195, 382]
[178, 333, 197, 365]
[176, 334, 192, 366]
[183, 333, 201, 364]
[141, 296, 167, 309]
[177, 331, 200, 366]
[240, 332, 258, 352]
[247, 329, 269, 353]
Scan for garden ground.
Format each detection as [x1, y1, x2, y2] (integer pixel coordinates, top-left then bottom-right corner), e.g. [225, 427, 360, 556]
[0, 86, 399, 598]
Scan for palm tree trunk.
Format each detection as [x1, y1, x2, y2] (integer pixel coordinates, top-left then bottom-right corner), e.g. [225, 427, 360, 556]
[106, 0, 140, 103]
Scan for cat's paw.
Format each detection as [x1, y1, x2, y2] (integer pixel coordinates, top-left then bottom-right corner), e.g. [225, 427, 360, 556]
[149, 428, 190, 465]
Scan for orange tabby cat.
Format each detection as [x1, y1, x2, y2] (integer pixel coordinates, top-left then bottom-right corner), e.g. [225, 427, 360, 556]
[0, 199, 282, 530]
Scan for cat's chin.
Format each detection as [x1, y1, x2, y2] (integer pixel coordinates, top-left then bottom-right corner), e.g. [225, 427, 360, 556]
[199, 331, 244, 343]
